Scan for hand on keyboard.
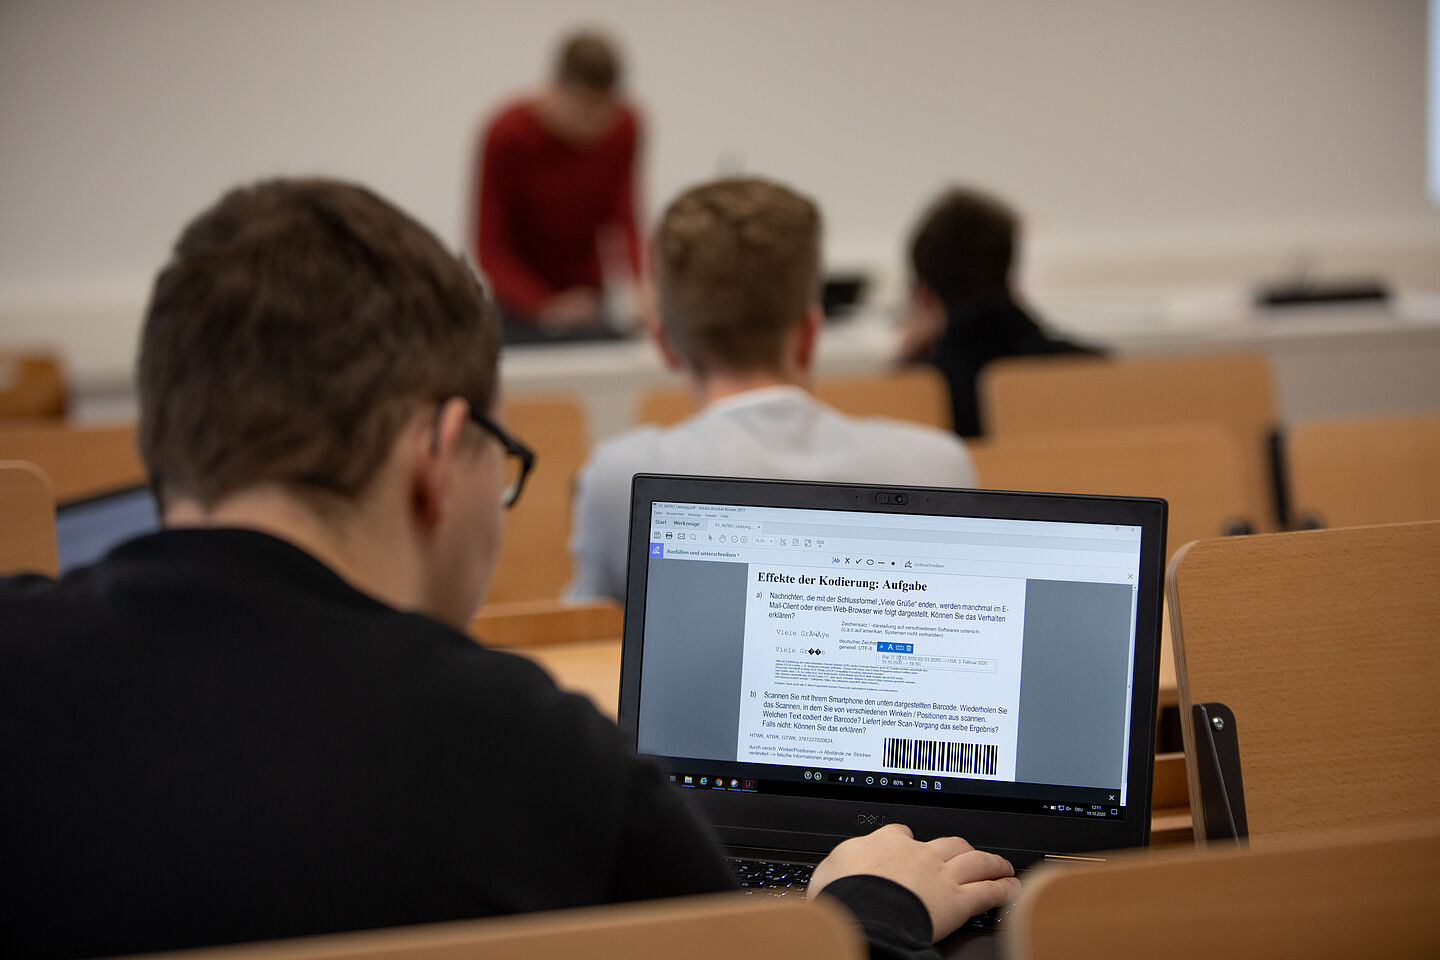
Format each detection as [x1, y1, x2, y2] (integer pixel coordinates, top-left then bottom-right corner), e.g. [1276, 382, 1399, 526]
[807, 823, 1020, 942]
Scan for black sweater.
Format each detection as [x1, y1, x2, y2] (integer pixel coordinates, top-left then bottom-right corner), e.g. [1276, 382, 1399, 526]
[1, 529, 935, 959]
[927, 297, 1100, 438]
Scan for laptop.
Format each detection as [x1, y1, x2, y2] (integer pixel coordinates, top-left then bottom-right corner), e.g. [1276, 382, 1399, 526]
[55, 484, 160, 576]
[617, 474, 1167, 909]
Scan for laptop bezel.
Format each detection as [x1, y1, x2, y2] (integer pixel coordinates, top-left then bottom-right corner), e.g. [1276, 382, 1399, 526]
[618, 474, 1167, 858]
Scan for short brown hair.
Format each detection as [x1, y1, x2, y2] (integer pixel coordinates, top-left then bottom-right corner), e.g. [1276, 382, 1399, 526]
[138, 178, 499, 509]
[909, 187, 1017, 304]
[554, 30, 622, 91]
[653, 178, 822, 375]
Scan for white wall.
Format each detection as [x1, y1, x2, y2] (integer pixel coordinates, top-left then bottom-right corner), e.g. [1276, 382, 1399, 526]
[3, 0, 1439, 382]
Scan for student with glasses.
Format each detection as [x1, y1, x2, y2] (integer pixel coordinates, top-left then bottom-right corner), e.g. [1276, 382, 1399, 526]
[0, 179, 1016, 960]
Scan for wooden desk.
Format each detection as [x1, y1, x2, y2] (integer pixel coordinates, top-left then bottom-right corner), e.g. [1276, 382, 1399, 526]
[48, 288, 1440, 436]
[482, 298, 1440, 444]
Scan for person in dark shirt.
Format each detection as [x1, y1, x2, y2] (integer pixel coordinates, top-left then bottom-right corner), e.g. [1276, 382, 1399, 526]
[898, 187, 1102, 437]
[471, 30, 642, 341]
[0, 178, 1017, 959]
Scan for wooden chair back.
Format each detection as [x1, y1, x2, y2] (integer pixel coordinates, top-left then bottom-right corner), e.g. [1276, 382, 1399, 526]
[0, 460, 58, 576]
[968, 422, 1258, 560]
[0, 421, 144, 503]
[484, 395, 589, 604]
[635, 368, 950, 429]
[1007, 824, 1440, 960]
[470, 598, 622, 647]
[0, 351, 67, 419]
[814, 367, 950, 428]
[1287, 412, 1440, 528]
[979, 352, 1279, 528]
[1167, 521, 1440, 844]
[636, 382, 692, 426]
[121, 893, 863, 960]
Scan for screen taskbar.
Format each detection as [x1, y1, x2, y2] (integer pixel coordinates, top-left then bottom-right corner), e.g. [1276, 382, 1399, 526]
[657, 758, 1127, 821]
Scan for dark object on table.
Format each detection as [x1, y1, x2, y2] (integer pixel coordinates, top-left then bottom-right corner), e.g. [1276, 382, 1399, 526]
[1256, 279, 1389, 308]
[822, 272, 868, 319]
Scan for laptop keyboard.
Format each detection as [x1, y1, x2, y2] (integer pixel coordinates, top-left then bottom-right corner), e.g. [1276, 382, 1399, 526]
[964, 905, 1008, 930]
[726, 857, 814, 896]
[727, 856, 1011, 929]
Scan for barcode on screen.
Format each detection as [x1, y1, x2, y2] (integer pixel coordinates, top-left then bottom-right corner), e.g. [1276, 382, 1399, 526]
[882, 738, 998, 776]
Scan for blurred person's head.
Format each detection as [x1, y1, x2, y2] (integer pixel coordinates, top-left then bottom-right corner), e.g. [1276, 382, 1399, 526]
[543, 30, 624, 142]
[651, 177, 823, 381]
[908, 187, 1018, 307]
[138, 177, 508, 625]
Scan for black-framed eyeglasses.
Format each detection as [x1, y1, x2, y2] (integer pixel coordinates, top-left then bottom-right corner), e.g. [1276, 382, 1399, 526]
[470, 410, 536, 510]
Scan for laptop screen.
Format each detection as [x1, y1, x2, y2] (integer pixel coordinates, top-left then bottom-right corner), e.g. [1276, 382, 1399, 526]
[55, 485, 160, 575]
[619, 476, 1166, 857]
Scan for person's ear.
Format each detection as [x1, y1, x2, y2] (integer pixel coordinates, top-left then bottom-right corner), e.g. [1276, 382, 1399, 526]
[643, 241, 688, 373]
[644, 303, 687, 373]
[794, 304, 824, 373]
[413, 398, 470, 529]
[912, 281, 941, 313]
[895, 282, 946, 364]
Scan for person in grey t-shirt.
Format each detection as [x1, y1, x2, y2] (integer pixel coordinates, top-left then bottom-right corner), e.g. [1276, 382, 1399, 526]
[568, 177, 976, 602]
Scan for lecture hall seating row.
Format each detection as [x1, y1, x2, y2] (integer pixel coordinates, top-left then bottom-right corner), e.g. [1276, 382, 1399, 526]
[4, 354, 1440, 604]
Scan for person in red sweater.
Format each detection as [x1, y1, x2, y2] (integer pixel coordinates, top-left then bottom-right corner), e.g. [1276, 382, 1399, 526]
[471, 31, 642, 342]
